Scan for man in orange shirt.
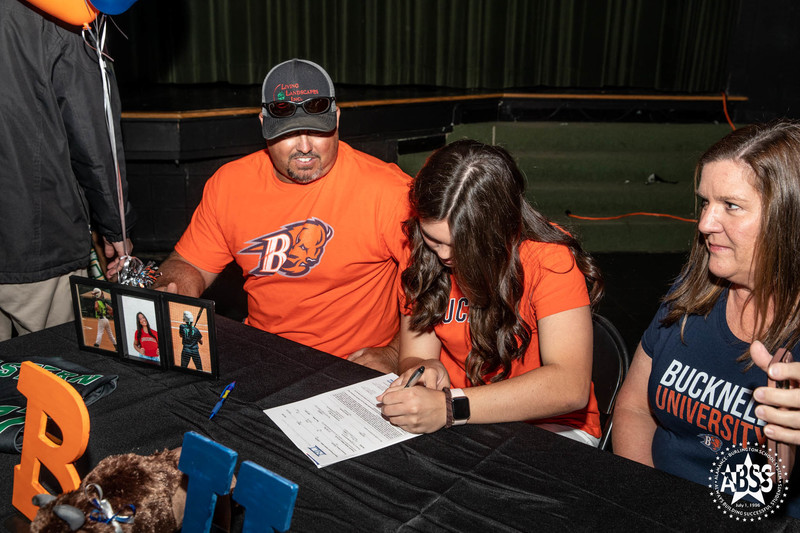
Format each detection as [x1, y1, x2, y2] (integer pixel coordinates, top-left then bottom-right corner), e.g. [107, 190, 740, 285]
[155, 59, 410, 373]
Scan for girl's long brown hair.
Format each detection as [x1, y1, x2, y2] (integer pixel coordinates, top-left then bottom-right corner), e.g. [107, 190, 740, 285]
[135, 312, 153, 337]
[664, 120, 800, 363]
[402, 139, 603, 385]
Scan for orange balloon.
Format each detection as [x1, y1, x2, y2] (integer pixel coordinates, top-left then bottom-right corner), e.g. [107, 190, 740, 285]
[26, 0, 98, 26]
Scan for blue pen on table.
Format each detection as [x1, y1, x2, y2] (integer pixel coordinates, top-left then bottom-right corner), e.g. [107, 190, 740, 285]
[209, 381, 236, 419]
[405, 366, 425, 388]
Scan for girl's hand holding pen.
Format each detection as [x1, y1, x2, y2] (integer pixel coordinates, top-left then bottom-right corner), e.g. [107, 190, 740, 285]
[377, 360, 452, 433]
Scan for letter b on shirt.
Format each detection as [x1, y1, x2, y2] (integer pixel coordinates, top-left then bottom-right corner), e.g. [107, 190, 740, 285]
[259, 234, 291, 274]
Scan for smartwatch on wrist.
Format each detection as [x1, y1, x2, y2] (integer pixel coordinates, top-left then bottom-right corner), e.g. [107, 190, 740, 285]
[450, 388, 470, 426]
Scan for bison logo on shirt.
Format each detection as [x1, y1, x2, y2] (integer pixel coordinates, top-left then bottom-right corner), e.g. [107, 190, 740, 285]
[699, 433, 723, 453]
[239, 218, 334, 277]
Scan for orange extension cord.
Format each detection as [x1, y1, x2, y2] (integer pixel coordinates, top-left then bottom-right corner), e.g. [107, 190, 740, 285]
[565, 211, 696, 223]
[566, 93, 735, 224]
[722, 91, 736, 131]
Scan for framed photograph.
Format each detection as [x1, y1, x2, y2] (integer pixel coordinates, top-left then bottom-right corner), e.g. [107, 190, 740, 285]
[113, 285, 166, 368]
[162, 294, 218, 378]
[69, 276, 120, 355]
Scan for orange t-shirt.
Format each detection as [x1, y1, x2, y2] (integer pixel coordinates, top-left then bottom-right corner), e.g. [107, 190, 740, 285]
[176, 142, 411, 358]
[404, 240, 601, 437]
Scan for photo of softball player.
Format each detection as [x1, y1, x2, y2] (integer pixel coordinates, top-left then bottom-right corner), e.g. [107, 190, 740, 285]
[165, 297, 216, 376]
[71, 279, 118, 354]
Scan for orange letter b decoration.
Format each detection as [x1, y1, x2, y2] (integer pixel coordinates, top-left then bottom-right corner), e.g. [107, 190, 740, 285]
[12, 362, 90, 520]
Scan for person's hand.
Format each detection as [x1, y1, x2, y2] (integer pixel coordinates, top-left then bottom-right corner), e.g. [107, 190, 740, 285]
[154, 282, 179, 294]
[149, 251, 216, 297]
[347, 345, 399, 374]
[103, 237, 133, 279]
[377, 385, 448, 434]
[375, 361, 451, 433]
[752, 340, 800, 444]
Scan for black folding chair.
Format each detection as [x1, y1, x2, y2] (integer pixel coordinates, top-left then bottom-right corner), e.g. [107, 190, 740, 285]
[591, 314, 631, 451]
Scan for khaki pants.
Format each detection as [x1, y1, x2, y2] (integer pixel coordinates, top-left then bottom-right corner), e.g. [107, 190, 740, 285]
[0, 268, 87, 342]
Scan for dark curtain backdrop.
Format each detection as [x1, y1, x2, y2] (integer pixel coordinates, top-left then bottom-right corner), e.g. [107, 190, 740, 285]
[111, 0, 740, 92]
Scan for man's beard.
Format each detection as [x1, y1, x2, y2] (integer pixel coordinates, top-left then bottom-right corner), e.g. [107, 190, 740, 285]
[287, 153, 322, 184]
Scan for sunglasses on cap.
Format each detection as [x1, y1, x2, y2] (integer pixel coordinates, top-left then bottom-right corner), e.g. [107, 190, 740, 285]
[262, 97, 335, 118]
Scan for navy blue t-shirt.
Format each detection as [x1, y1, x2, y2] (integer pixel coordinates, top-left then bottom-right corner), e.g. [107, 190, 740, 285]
[642, 289, 800, 518]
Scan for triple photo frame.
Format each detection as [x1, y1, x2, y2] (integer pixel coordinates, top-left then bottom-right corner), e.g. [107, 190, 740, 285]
[69, 276, 218, 378]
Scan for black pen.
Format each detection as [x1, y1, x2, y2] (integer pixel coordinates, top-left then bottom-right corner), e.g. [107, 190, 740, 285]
[405, 366, 425, 388]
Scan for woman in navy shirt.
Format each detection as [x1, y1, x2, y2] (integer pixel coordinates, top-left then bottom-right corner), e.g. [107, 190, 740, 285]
[614, 120, 800, 519]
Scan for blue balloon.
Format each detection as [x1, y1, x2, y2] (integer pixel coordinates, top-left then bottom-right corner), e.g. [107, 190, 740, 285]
[90, 0, 138, 15]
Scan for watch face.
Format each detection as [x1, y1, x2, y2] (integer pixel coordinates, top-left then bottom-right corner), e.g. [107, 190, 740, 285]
[452, 396, 470, 420]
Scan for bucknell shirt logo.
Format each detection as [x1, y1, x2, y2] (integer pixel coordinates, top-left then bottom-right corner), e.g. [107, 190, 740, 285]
[239, 218, 334, 277]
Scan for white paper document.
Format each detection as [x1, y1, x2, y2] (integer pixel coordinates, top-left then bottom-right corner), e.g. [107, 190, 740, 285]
[264, 374, 420, 467]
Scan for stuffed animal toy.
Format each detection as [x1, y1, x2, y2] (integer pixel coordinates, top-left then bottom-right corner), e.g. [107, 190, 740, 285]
[29, 448, 187, 532]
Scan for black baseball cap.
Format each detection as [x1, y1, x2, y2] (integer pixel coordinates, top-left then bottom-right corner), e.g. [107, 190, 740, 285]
[261, 59, 337, 141]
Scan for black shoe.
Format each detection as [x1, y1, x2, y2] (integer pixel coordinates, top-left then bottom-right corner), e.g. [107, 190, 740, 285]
[94, 343, 99, 347]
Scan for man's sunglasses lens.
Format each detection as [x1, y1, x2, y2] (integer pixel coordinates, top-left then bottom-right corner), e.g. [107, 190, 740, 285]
[268, 101, 296, 117]
[266, 97, 333, 118]
[302, 97, 333, 114]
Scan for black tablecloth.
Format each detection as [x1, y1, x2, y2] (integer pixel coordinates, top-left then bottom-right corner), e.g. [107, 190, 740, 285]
[2, 318, 800, 532]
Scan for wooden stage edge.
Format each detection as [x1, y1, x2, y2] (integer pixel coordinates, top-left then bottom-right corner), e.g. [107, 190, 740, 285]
[121, 92, 749, 120]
